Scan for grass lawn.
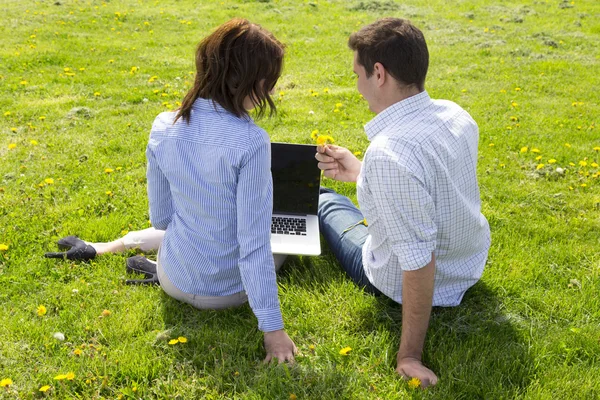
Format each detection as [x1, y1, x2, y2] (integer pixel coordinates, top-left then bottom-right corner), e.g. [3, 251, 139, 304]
[1, 0, 599, 398]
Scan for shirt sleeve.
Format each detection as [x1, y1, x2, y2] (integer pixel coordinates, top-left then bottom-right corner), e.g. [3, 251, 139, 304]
[367, 155, 436, 271]
[236, 130, 283, 332]
[146, 140, 174, 231]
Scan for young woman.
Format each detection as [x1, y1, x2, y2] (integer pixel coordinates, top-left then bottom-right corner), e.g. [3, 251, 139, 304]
[47, 19, 296, 363]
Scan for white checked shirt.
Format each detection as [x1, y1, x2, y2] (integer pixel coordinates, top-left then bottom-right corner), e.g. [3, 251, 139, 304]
[357, 91, 491, 307]
[146, 98, 283, 332]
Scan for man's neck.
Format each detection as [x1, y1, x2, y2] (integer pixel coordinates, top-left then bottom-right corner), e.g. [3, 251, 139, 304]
[375, 85, 423, 114]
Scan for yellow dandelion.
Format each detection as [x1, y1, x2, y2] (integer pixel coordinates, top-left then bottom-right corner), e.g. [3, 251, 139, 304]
[581, 183, 587, 188]
[65, 372, 75, 380]
[308, 344, 315, 350]
[536, 164, 545, 170]
[8, 143, 16, 150]
[510, 116, 518, 121]
[20, 80, 28, 85]
[535, 156, 542, 161]
[515, 87, 521, 91]
[579, 161, 588, 167]
[44, 178, 54, 184]
[73, 348, 82, 356]
[178, 336, 188, 343]
[323, 88, 330, 93]
[30, 140, 38, 145]
[511, 102, 518, 107]
[339, 346, 352, 355]
[279, 91, 285, 96]
[316, 135, 335, 145]
[104, 168, 114, 174]
[3, 111, 10, 116]
[594, 147, 600, 151]
[108, 59, 114, 63]
[500, 89, 507, 93]
[531, 148, 541, 153]
[520, 147, 528, 153]
[0, 244, 8, 251]
[37, 305, 47, 316]
[564, 143, 571, 148]
[168, 339, 179, 345]
[101, 309, 111, 317]
[105, 191, 113, 196]
[94, 92, 100, 96]
[548, 159, 557, 164]
[407, 377, 421, 389]
[79, 68, 85, 71]
[353, 151, 362, 156]
[310, 130, 319, 140]
[489, 143, 495, 147]
[312, 92, 319, 97]
[0, 378, 12, 387]
[290, 394, 297, 400]
[39, 385, 51, 392]
[569, 162, 575, 167]
[54, 374, 67, 381]
[11, 128, 17, 132]
[335, 103, 343, 108]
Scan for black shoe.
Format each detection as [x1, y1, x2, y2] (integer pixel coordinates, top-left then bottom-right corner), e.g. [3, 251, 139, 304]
[125, 256, 159, 285]
[44, 236, 97, 261]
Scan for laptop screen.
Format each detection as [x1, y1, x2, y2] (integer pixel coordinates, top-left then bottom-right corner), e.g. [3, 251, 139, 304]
[271, 143, 321, 215]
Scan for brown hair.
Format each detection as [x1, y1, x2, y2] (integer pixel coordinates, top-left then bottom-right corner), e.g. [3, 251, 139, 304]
[348, 18, 429, 91]
[175, 19, 285, 123]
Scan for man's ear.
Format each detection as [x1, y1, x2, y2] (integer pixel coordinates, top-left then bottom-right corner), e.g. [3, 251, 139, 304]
[373, 62, 387, 87]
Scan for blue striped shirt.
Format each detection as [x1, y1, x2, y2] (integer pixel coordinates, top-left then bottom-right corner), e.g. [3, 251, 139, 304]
[146, 97, 283, 332]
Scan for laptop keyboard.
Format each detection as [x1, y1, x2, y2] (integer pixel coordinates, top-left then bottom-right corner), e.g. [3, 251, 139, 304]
[271, 216, 307, 235]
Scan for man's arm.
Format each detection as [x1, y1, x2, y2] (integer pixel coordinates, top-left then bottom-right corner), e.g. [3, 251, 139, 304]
[366, 155, 438, 387]
[397, 253, 438, 388]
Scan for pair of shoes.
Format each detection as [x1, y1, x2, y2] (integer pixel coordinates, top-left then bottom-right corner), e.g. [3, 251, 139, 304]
[44, 236, 97, 261]
[125, 256, 159, 285]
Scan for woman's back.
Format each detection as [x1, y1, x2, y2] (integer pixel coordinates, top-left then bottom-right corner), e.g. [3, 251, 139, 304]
[147, 98, 274, 299]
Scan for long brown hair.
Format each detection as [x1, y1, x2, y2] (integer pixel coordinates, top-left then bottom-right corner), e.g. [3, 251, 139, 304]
[175, 19, 285, 124]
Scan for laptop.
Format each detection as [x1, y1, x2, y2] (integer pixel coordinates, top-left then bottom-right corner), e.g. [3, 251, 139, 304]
[270, 143, 322, 256]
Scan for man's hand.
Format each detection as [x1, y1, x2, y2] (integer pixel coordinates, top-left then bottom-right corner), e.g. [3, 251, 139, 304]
[396, 356, 438, 388]
[315, 144, 362, 182]
[263, 329, 297, 364]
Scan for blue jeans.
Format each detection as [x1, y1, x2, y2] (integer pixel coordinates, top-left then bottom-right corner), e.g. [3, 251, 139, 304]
[318, 187, 382, 295]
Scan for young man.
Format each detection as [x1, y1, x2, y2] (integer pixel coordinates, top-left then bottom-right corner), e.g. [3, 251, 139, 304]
[316, 18, 491, 387]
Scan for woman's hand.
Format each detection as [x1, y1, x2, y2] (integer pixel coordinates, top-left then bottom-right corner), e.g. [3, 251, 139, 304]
[264, 329, 297, 364]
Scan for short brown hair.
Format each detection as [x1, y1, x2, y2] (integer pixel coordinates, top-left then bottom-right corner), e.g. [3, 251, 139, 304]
[348, 18, 429, 91]
[175, 19, 285, 123]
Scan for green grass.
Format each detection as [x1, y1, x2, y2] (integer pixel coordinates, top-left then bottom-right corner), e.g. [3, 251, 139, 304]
[1, 0, 599, 398]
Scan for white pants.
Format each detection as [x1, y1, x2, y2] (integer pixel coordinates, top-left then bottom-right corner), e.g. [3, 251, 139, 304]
[123, 228, 286, 310]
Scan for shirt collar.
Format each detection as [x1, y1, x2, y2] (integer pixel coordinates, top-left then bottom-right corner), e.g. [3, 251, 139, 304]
[192, 97, 225, 112]
[191, 97, 252, 121]
[364, 90, 432, 141]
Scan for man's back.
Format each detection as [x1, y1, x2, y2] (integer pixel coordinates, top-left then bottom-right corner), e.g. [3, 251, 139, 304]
[357, 91, 491, 307]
